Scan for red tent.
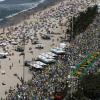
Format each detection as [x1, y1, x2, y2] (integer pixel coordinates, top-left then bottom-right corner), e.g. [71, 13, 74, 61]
[54, 95, 64, 100]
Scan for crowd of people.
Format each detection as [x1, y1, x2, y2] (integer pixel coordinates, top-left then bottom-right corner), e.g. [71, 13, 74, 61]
[0, 0, 99, 100]
[0, 0, 93, 40]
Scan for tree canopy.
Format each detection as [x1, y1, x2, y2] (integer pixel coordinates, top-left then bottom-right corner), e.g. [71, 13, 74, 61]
[68, 5, 98, 39]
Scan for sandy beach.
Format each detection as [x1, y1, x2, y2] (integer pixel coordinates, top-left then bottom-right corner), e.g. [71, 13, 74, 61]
[0, 0, 66, 98]
[0, 32, 63, 98]
[0, 0, 96, 99]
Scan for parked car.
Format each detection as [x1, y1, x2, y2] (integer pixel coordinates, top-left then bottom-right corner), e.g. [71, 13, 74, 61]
[35, 44, 44, 49]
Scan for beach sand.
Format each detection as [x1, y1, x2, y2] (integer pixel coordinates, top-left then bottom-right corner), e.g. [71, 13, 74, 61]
[0, 2, 65, 98]
[0, 33, 63, 98]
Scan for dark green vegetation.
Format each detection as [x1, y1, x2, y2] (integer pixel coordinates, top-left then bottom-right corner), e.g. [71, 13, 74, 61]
[68, 5, 98, 39]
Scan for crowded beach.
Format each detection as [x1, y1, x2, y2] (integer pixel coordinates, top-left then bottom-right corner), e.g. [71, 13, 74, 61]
[0, 0, 99, 99]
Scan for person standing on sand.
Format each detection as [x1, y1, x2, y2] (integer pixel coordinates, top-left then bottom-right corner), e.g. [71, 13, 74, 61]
[9, 58, 11, 61]
[9, 65, 12, 70]
[12, 63, 13, 67]
[5, 91, 7, 95]
[0, 64, 1, 69]
[19, 59, 20, 63]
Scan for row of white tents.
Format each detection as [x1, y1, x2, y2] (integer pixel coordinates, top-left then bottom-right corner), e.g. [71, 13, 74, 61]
[27, 42, 69, 69]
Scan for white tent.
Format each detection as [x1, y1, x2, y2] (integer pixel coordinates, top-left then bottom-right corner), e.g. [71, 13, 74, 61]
[35, 61, 46, 66]
[59, 42, 70, 49]
[0, 52, 8, 55]
[11, 41, 18, 45]
[38, 55, 55, 64]
[30, 64, 43, 69]
[40, 53, 55, 59]
[0, 43, 7, 46]
[46, 52, 58, 57]
[59, 43, 66, 49]
[33, 64, 43, 69]
[51, 47, 65, 54]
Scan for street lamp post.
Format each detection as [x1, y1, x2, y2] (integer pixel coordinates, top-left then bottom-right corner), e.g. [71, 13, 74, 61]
[23, 26, 25, 84]
[21, 30, 26, 99]
[23, 31, 25, 84]
[71, 14, 74, 41]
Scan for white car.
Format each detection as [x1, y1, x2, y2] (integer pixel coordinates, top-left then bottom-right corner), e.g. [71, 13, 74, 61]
[35, 44, 44, 49]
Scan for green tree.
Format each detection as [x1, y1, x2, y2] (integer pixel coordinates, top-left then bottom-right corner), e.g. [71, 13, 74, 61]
[68, 5, 98, 39]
